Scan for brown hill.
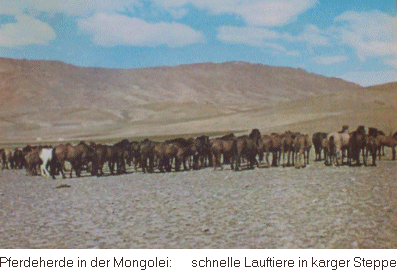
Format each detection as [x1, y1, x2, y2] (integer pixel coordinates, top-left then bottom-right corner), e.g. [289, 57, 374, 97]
[1, 57, 396, 145]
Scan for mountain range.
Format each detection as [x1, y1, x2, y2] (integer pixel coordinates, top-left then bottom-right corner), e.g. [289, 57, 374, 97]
[0, 57, 395, 145]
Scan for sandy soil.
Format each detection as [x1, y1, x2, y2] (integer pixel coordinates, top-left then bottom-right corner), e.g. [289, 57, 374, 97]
[1, 152, 396, 249]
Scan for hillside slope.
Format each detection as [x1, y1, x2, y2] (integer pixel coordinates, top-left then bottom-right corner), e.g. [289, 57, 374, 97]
[1, 57, 395, 144]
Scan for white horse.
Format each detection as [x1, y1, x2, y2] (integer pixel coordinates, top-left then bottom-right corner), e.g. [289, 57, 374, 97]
[39, 148, 53, 177]
[327, 132, 350, 166]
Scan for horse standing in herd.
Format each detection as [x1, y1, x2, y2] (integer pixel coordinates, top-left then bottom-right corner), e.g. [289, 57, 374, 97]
[326, 125, 350, 166]
[1, 125, 397, 179]
[51, 142, 96, 179]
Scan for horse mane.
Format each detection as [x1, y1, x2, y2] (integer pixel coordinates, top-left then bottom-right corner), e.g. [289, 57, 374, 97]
[218, 133, 235, 139]
[368, 127, 378, 137]
[248, 128, 261, 140]
[166, 138, 193, 147]
[356, 125, 366, 135]
[166, 137, 186, 143]
[338, 125, 349, 133]
[196, 135, 210, 142]
[114, 139, 130, 148]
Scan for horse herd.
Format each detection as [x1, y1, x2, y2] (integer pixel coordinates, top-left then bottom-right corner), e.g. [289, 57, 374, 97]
[1, 125, 396, 180]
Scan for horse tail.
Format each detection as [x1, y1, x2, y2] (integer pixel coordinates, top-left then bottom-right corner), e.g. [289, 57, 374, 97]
[328, 135, 336, 155]
[50, 148, 57, 179]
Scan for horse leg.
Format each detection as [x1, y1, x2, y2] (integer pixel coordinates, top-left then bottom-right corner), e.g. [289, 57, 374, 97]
[212, 153, 217, 171]
[108, 160, 114, 174]
[306, 149, 310, 165]
[42, 161, 51, 177]
[40, 163, 46, 177]
[297, 151, 303, 168]
[234, 154, 240, 171]
[56, 161, 65, 179]
[361, 147, 365, 166]
[230, 154, 235, 171]
[371, 148, 377, 166]
[75, 162, 81, 177]
[290, 151, 294, 166]
[182, 155, 188, 171]
[263, 152, 269, 167]
[69, 162, 74, 178]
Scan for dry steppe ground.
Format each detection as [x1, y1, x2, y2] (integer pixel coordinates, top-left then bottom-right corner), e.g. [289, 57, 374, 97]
[1, 149, 397, 249]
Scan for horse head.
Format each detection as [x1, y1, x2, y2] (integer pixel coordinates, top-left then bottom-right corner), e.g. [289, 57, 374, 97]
[249, 128, 261, 141]
[356, 125, 366, 135]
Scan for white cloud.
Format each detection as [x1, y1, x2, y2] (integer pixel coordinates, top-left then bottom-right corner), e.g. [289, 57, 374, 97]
[77, 13, 205, 47]
[237, 0, 317, 26]
[333, 10, 396, 61]
[340, 70, 397, 87]
[0, 14, 56, 47]
[0, 0, 139, 16]
[154, 0, 318, 26]
[0, 0, 317, 27]
[217, 24, 329, 49]
[217, 26, 302, 56]
[385, 58, 397, 69]
[286, 50, 300, 56]
[217, 26, 280, 46]
[311, 55, 348, 65]
[288, 24, 330, 46]
[262, 42, 286, 52]
[168, 8, 189, 19]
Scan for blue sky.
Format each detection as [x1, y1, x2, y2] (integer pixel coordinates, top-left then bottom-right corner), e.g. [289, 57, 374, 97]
[0, 0, 395, 86]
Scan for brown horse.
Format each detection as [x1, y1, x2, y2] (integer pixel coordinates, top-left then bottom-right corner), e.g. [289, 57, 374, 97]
[140, 139, 156, 173]
[13, 148, 25, 169]
[327, 128, 350, 166]
[348, 125, 366, 166]
[24, 147, 42, 176]
[364, 135, 380, 166]
[321, 137, 330, 165]
[1, 148, 15, 170]
[280, 131, 299, 167]
[234, 129, 261, 171]
[127, 141, 141, 172]
[111, 139, 130, 174]
[257, 133, 282, 167]
[258, 135, 273, 168]
[379, 132, 397, 160]
[293, 134, 312, 168]
[51, 142, 96, 179]
[157, 138, 195, 172]
[91, 142, 127, 176]
[210, 135, 237, 171]
[191, 135, 211, 170]
[312, 132, 328, 161]
[269, 133, 282, 166]
[90, 142, 108, 176]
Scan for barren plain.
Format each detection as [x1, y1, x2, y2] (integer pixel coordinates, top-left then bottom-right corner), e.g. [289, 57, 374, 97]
[1, 151, 397, 249]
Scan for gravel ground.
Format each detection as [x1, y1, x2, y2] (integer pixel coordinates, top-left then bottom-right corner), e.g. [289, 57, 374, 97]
[1, 153, 396, 249]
